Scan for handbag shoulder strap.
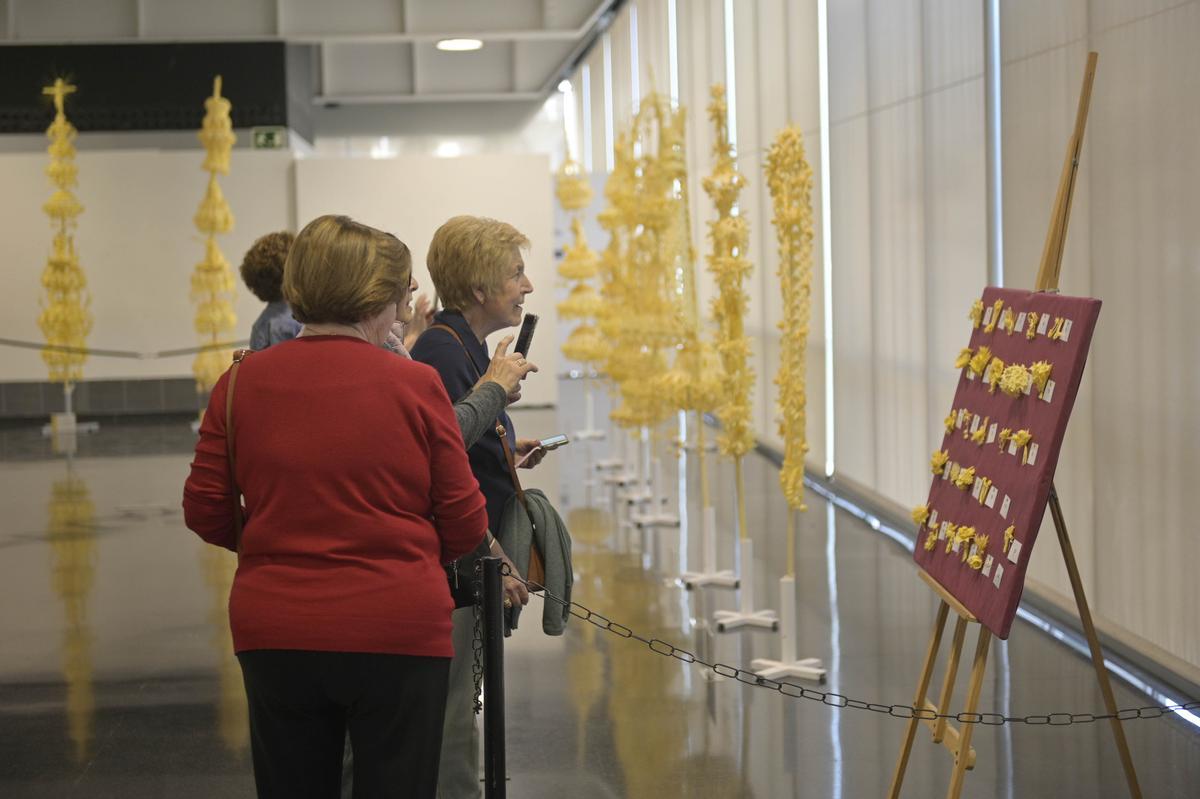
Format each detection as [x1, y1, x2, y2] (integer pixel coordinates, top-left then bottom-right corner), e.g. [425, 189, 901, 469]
[226, 348, 251, 554]
[425, 323, 527, 505]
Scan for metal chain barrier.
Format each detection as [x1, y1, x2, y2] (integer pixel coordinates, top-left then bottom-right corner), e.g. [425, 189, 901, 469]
[0, 336, 247, 359]
[492, 563, 1199, 727]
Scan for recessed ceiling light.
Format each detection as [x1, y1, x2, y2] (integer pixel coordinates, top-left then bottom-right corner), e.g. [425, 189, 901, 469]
[558, 79, 572, 93]
[437, 38, 483, 52]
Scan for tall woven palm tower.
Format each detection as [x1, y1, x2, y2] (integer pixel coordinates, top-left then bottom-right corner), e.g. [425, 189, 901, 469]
[38, 79, 92, 430]
[190, 76, 237, 403]
[747, 125, 826, 682]
[703, 85, 776, 633]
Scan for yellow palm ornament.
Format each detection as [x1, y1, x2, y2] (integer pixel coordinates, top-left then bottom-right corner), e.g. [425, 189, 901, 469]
[190, 76, 237, 393]
[703, 85, 756, 543]
[38, 79, 93, 387]
[765, 125, 815, 577]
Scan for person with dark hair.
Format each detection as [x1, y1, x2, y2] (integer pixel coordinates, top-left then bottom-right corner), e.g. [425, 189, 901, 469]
[240, 230, 301, 350]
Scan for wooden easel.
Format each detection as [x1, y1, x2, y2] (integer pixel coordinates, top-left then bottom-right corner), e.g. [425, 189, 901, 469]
[888, 52, 1142, 799]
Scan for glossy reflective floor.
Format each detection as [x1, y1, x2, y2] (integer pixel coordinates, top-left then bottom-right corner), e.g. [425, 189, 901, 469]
[1, 381, 1198, 798]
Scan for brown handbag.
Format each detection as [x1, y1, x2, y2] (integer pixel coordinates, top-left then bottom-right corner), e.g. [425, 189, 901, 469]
[427, 324, 545, 586]
[225, 349, 251, 554]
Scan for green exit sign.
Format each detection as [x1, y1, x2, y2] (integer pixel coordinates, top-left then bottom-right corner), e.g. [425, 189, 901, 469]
[252, 126, 287, 149]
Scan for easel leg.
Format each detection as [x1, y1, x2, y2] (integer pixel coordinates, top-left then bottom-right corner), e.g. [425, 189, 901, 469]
[889, 601, 950, 799]
[1048, 487, 1142, 798]
[932, 616, 969, 743]
[946, 627, 992, 799]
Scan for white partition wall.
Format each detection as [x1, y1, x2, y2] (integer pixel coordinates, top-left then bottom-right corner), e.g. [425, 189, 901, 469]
[293, 154, 558, 406]
[1001, 0, 1200, 671]
[0, 149, 293, 381]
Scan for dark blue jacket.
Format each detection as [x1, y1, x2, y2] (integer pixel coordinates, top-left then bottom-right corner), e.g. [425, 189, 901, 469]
[411, 310, 517, 537]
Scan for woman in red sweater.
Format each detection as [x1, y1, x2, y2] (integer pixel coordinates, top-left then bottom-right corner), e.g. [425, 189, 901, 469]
[183, 214, 487, 798]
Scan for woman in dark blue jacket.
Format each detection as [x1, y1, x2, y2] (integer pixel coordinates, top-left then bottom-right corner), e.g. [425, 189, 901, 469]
[411, 214, 545, 799]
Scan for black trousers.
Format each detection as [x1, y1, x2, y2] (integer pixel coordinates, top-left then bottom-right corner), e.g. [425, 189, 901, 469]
[237, 650, 451, 799]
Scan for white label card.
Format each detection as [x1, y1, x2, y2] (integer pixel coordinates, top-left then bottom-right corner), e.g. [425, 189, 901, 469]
[1000, 495, 1011, 519]
[1008, 539, 1023, 563]
[1038, 313, 1051, 335]
[957, 409, 966, 428]
[1016, 312, 1027, 332]
[1042, 380, 1056, 403]
[987, 423, 997, 444]
[939, 521, 948, 540]
[984, 307, 994, 326]
[1028, 443, 1039, 466]
[929, 509, 939, 527]
[986, 486, 998, 508]
[1008, 440, 1019, 456]
[967, 370, 976, 381]
[942, 463, 951, 480]
[1023, 379, 1033, 396]
[993, 563, 1005, 588]
[970, 415, 981, 433]
[983, 554, 995, 577]
[972, 479, 983, 500]
[1061, 319, 1073, 341]
[952, 538, 962, 553]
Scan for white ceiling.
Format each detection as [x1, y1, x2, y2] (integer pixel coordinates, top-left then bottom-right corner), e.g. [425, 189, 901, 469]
[0, 0, 618, 105]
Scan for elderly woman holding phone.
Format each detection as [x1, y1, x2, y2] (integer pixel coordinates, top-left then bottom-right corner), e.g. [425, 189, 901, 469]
[411, 215, 546, 799]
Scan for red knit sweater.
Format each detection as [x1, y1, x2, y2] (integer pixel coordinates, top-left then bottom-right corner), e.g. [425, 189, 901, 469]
[183, 336, 487, 658]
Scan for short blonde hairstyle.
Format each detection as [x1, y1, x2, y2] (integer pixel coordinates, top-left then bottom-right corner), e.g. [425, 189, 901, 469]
[283, 215, 411, 325]
[426, 215, 530, 312]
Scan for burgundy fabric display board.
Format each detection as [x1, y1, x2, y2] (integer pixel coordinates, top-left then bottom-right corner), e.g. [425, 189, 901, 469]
[913, 287, 1101, 639]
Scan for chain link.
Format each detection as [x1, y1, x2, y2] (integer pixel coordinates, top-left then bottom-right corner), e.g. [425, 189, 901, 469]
[488, 564, 1199, 728]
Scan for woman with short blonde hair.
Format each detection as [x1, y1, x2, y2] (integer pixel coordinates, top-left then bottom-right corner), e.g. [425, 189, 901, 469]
[185, 213, 487, 798]
[412, 214, 546, 799]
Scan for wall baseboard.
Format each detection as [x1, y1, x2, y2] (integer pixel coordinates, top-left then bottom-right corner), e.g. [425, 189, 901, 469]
[0, 378, 202, 420]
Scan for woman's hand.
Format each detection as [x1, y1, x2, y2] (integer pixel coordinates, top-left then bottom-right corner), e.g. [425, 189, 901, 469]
[477, 334, 537, 404]
[403, 293, 434, 350]
[491, 541, 530, 608]
[385, 323, 407, 354]
[515, 439, 547, 469]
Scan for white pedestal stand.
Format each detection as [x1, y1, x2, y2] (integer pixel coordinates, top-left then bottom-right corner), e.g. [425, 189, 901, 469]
[621, 428, 653, 507]
[600, 429, 635, 485]
[573, 383, 605, 442]
[633, 457, 679, 528]
[750, 575, 826, 682]
[681, 506, 738, 590]
[41, 383, 99, 439]
[713, 538, 778, 632]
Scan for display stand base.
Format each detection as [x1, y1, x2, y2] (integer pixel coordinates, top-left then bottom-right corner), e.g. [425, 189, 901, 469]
[750, 577, 826, 682]
[574, 386, 606, 441]
[714, 538, 778, 632]
[681, 506, 738, 589]
[41, 412, 99, 438]
[633, 458, 679, 528]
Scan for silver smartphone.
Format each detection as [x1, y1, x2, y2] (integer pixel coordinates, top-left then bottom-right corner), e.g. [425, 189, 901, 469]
[537, 434, 569, 450]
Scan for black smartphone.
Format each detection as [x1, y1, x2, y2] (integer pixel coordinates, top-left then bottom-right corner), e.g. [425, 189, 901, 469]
[514, 312, 539, 358]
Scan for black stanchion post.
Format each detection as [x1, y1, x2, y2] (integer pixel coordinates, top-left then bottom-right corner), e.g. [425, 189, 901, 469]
[481, 556, 506, 798]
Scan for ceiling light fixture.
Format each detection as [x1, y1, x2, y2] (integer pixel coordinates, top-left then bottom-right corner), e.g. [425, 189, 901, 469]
[436, 38, 483, 52]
